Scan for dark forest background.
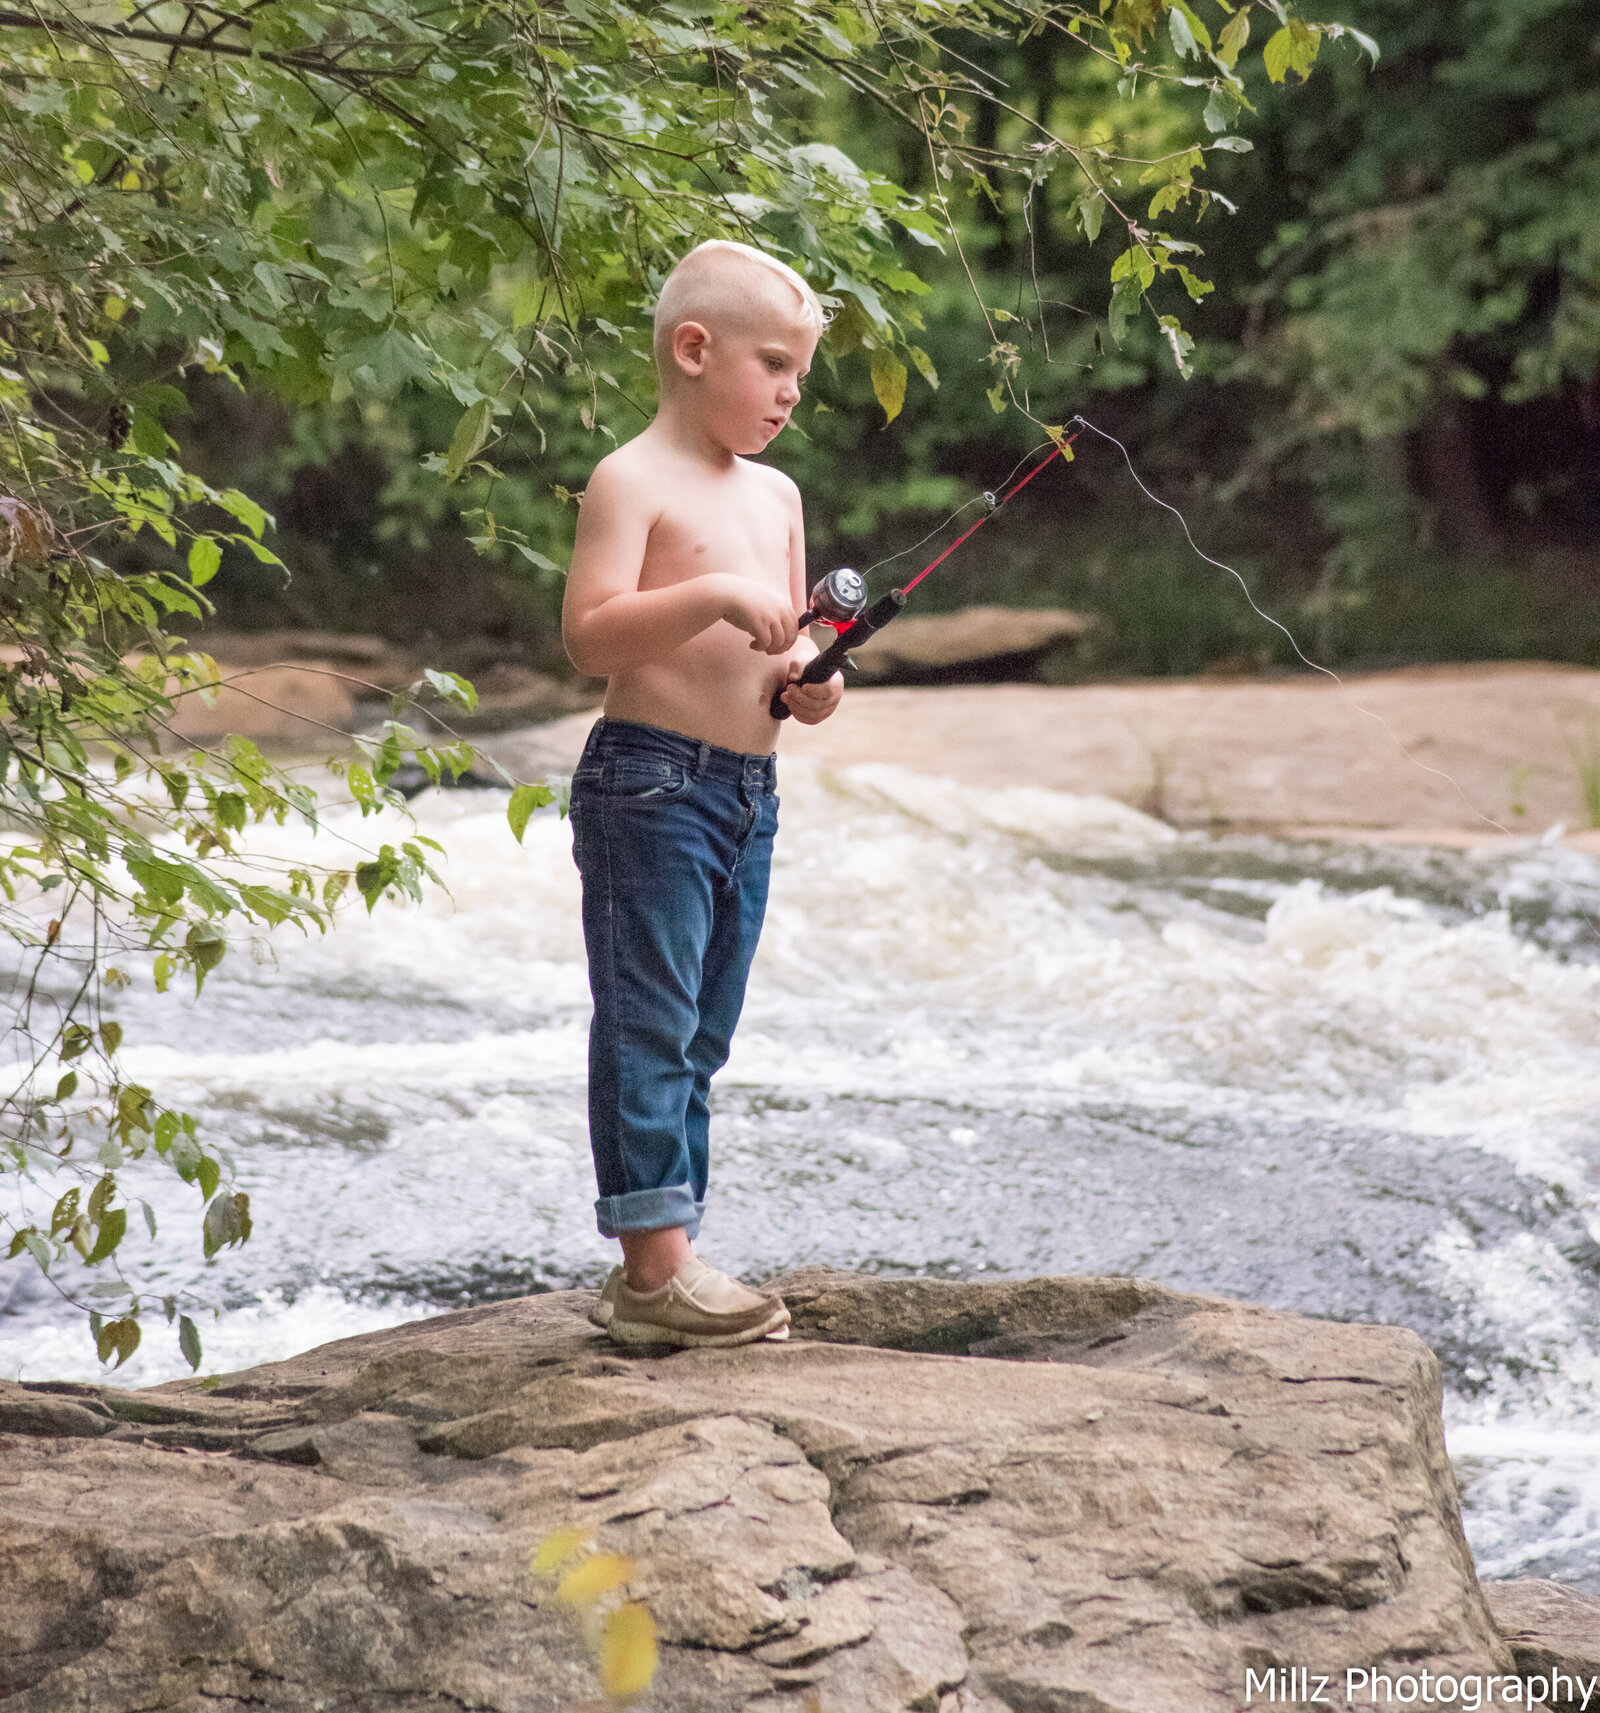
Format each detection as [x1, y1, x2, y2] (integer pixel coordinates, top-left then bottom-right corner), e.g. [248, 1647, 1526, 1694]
[167, 0, 1600, 684]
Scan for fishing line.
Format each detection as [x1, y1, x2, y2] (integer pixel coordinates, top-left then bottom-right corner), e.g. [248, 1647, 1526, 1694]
[1064, 413, 1523, 844]
[1070, 418, 1600, 946]
[843, 413, 1600, 932]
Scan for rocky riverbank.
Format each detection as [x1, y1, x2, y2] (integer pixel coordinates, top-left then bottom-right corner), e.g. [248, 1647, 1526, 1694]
[4, 1272, 1596, 1712]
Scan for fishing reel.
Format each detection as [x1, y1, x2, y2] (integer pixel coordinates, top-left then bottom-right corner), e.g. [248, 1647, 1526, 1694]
[771, 580, 907, 721]
[798, 567, 867, 631]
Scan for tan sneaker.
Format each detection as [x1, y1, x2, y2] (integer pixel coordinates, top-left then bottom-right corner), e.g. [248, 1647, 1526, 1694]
[588, 1265, 623, 1329]
[606, 1254, 791, 1349]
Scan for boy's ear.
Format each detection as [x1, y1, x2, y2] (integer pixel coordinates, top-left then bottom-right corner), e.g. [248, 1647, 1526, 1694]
[671, 320, 711, 377]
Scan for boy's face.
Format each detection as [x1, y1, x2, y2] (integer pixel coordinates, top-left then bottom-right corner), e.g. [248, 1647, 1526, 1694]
[670, 309, 818, 456]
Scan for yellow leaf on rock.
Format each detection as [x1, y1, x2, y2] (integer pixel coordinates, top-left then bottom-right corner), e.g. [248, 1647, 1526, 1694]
[557, 1552, 633, 1607]
[530, 1527, 592, 1578]
[598, 1602, 658, 1700]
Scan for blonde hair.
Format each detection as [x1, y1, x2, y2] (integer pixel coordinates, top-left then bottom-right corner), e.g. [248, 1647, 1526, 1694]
[652, 240, 826, 368]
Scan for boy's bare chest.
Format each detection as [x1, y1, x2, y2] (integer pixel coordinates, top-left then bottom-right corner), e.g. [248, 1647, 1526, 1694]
[642, 481, 789, 588]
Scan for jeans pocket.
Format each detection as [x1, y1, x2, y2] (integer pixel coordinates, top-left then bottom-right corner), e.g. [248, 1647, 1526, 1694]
[602, 757, 692, 801]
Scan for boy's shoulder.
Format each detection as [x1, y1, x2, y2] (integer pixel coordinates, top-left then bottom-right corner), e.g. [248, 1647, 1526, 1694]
[737, 455, 802, 513]
[589, 438, 799, 506]
[747, 456, 800, 497]
[586, 435, 656, 489]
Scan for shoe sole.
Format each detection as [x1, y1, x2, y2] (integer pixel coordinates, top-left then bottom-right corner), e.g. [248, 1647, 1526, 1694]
[606, 1308, 791, 1349]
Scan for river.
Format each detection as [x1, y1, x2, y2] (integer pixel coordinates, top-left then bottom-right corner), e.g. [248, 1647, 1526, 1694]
[3, 758, 1599, 1592]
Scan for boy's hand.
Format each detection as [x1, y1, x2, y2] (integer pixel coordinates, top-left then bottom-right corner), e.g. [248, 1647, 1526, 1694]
[779, 660, 844, 725]
[718, 578, 800, 655]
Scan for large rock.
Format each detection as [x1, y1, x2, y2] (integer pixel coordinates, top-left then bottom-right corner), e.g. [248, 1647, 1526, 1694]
[167, 633, 601, 742]
[848, 606, 1092, 685]
[0, 1273, 1552, 1712]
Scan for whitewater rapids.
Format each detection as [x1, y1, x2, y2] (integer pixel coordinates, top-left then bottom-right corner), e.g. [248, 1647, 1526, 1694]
[3, 758, 1599, 1590]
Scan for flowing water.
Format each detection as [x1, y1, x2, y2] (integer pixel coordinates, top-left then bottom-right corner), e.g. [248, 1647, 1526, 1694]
[3, 759, 1599, 1592]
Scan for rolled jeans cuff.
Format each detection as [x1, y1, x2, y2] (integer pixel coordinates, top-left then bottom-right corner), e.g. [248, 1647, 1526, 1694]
[594, 1186, 704, 1240]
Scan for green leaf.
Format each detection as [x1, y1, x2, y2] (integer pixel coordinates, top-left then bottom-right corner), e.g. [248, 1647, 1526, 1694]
[1077, 194, 1104, 244]
[1168, 1, 1210, 60]
[1203, 87, 1238, 133]
[355, 847, 401, 911]
[202, 1189, 252, 1258]
[423, 669, 479, 712]
[95, 1316, 141, 1368]
[1324, 21, 1379, 63]
[129, 411, 172, 458]
[1159, 314, 1196, 378]
[217, 490, 269, 539]
[178, 1314, 203, 1371]
[1216, 8, 1250, 69]
[1107, 275, 1143, 347]
[184, 923, 227, 994]
[84, 1206, 126, 1266]
[869, 349, 908, 425]
[508, 783, 554, 843]
[1149, 182, 1186, 220]
[345, 329, 436, 391]
[508, 543, 561, 573]
[1211, 136, 1252, 153]
[444, 399, 494, 482]
[196, 1155, 222, 1201]
[187, 537, 223, 586]
[1264, 21, 1320, 82]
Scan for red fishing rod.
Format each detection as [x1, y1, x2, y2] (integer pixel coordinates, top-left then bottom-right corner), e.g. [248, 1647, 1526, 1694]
[771, 434, 1077, 719]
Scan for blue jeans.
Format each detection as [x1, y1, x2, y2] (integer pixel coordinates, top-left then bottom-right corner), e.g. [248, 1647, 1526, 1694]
[570, 718, 779, 1240]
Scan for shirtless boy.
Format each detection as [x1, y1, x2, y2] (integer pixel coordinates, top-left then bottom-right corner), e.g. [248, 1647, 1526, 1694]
[562, 240, 842, 1347]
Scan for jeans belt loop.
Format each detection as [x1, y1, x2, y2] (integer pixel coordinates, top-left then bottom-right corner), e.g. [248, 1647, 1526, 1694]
[696, 740, 711, 780]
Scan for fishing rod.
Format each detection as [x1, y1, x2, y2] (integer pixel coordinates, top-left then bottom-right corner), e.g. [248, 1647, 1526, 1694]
[770, 434, 1077, 720]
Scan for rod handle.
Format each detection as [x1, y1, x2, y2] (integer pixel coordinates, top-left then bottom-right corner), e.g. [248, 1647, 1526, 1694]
[770, 590, 905, 720]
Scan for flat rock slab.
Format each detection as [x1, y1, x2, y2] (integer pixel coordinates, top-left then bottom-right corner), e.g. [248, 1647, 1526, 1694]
[486, 664, 1600, 836]
[0, 1273, 1554, 1711]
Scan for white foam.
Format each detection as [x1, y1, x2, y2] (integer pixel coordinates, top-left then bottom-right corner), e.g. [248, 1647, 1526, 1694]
[2, 1288, 432, 1388]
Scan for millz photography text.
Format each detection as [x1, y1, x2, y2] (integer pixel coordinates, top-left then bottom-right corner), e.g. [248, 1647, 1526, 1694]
[1244, 1665, 1598, 1708]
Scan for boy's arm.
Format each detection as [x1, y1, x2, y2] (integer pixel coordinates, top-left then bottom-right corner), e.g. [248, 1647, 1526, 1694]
[563, 457, 799, 676]
[777, 477, 846, 726]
